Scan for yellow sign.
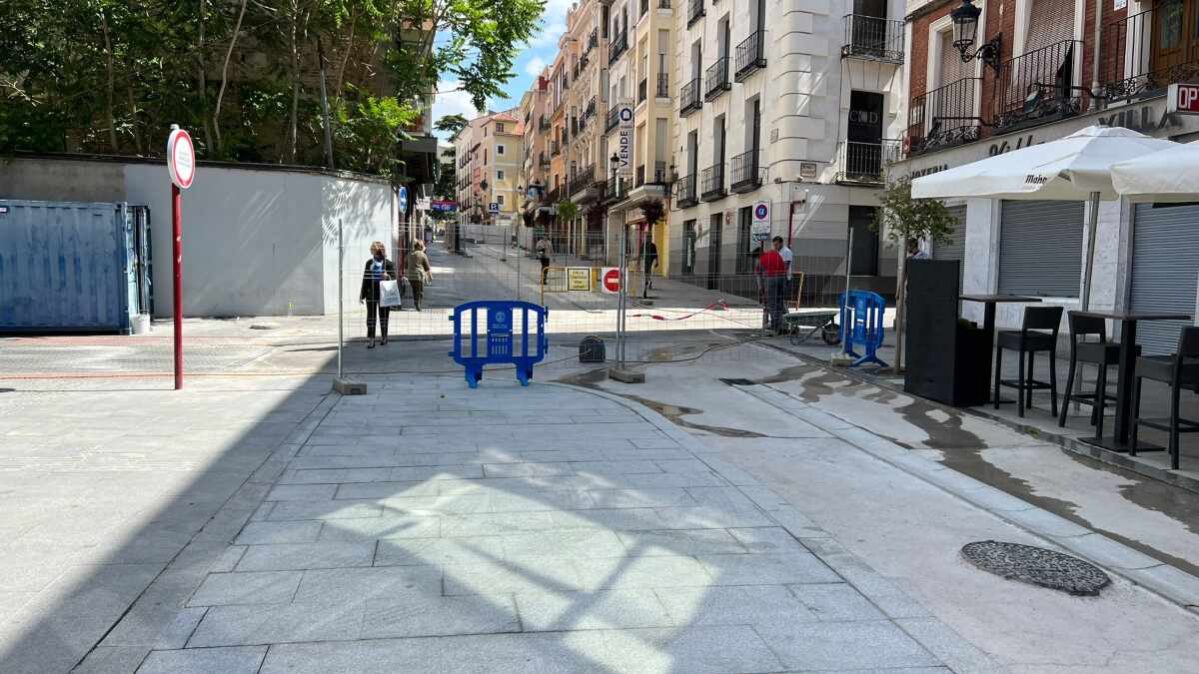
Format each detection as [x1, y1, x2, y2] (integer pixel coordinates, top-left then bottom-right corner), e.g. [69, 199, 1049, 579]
[567, 267, 592, 291]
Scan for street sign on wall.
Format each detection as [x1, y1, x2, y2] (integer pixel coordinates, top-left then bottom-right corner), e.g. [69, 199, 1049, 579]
[567, 268, 592, 291]
[751, 201, 771, 243]
[617, 100, 634, 179]
[489, 202, 500, 214]
[1167, 83, 1199, 115]
[398, 186, 409, 212]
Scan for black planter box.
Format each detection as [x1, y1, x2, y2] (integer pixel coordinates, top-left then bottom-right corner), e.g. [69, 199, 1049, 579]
[904, 260, 991, 407]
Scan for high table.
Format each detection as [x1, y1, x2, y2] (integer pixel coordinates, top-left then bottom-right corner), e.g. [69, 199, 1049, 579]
[1071, 310, 1193, 453]
[960, 294, 1043, 404]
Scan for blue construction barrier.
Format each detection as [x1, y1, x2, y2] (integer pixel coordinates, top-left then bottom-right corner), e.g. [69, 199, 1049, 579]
[449, 301, 549, 388]
[840, 290, 887, 368]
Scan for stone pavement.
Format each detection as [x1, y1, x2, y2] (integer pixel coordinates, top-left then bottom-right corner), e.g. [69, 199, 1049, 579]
[61, 376, 984, 673]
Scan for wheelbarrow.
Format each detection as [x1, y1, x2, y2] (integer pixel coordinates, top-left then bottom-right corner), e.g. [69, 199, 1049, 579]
[783, 310, 841, 346]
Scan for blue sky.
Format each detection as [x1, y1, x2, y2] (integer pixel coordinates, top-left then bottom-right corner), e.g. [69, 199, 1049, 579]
[431, 0, 571, 140]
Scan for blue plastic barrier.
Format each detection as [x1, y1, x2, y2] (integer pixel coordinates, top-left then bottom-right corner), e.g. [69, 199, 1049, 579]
[840, 290, 887, 368]
[449, 301, 549, 388]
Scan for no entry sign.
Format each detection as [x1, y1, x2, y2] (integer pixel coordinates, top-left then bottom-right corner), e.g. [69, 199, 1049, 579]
[166, 127, 196, 189]
[601, 267, 621, 294]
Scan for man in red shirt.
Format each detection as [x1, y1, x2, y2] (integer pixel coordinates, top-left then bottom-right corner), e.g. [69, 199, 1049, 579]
[760, 237, 788, 333]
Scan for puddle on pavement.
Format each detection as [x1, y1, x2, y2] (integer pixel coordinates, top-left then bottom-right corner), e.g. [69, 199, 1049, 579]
[557, 368, 766, 438]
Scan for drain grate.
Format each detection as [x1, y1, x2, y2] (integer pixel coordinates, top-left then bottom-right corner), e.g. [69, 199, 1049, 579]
[719, 378, 756, 386]
[961, 540, 1111, 596]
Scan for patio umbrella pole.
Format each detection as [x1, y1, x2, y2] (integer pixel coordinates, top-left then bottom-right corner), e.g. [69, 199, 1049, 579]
[1082, 191, 1099, 311]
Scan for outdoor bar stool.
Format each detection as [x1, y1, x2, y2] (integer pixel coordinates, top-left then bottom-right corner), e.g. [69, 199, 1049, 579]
[1131, 326, 1199, 470]
[1058, 312, 1138, 433]
[994, 305, 1064, 417]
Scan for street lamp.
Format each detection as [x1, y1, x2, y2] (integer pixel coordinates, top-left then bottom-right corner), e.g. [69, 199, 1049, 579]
[951, 0, 1001, 71]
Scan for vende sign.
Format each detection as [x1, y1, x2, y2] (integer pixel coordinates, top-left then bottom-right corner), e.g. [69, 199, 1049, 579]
[617, 100, 634, 178]
[1167, 83, 1199, 115]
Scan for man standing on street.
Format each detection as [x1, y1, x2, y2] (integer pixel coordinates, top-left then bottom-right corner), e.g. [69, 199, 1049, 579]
[535, 236, 554, 285]
[760, 238, 788, 334]
[777, 236, 794, 308]
[642, 237, 659, 298]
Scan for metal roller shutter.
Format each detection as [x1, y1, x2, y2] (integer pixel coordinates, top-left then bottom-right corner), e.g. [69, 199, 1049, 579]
[934, 205, 968, 286]
[998, 200, 1084, 297]
[1130, 203, 1199, 356]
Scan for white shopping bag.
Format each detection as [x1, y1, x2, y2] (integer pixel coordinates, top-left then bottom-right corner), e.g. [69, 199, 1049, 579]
[378, 279, 402, 308]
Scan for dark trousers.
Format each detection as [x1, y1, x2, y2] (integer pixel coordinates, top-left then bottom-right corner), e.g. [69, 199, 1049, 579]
[540, 257, 550, 284]
[765, 276, 786, 332]
[366, 301, 390, 339]
[409, 279, 425, 309]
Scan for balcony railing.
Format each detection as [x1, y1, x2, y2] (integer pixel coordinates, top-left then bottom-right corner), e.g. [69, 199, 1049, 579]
[570, 165, 596, 196]
[539, 116, 550, 131]
[994, 39, 1086, 132]
[539, 153, 550, 169]
[639, 78, 648, 103]
[1101, 0, 1199, 102]
[606, 106, 622, 132]
[906, 77, 983, 156]
[687, 0, 705, 27]
[675, 174, 698, 208]
[550, 141, 561, 157]
[609, 31, 629, 64]
[836, 140, 901, 184]
[841, 15, 904, 63]
[700, 164, 726, 201]
[656, 73, 670, 97]
[704, 57, 731, 100]
[730, 150, 761, 192]
[585, 97, 597, 118]
[680, 78, 702, 115]
[604, 177, 629, 204]
[652, 160, 668, 184]
[735, 30, 767, 81]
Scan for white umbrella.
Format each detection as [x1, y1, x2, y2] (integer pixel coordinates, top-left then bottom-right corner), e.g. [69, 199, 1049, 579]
[911, 126, 1177, 308]
[1112, 141, 1199, 203]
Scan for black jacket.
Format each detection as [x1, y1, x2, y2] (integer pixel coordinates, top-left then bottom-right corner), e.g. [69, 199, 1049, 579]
[359, 258, 397, 302]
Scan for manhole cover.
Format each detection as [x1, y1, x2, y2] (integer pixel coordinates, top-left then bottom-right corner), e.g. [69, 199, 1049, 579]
[719, 378, 756, 386]
[961, 540, 1110, 596]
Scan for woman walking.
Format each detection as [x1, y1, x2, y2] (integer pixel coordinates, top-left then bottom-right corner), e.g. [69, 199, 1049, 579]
[407, 240, 433, 311]
[359, 241, 397, 348]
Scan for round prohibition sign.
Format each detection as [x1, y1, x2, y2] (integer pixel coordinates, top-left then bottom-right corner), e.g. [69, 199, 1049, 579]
[166, 128, 196, 190]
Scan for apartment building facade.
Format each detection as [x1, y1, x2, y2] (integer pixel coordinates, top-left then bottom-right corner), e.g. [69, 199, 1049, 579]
[452, 110, 524, 226]
[562, 0, 612, 260]
[601, 0, 677, 274]
[892, 0, 1199, 348]
[670, 0, 907, 300]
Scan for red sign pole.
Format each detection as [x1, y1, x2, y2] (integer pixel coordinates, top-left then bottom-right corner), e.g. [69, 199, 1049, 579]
[172, 183, 183, 390]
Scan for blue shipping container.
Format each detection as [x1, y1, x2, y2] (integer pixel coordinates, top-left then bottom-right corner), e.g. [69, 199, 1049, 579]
[0, 200, 152, 334]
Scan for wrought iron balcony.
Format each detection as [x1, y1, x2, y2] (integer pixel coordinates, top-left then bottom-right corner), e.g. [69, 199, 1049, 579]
[700, 164, 726, 201]
[735, 30, 767, 81]
[604, 177, 629, 204]
[841, 15, 904, 63]
[675, 175, 698, 208]
[609, 31, 629, 64]
[680, 78, 702, 116]
[994, 39, 1086, 132]
[687, 0, 704, 27]
[569, 165, 596, 196]
[730, 150, 761, 193]
[656, 73, 670, 97]
[584, 97, 597, 118]
[836, 140, 901, 184]
[1101, 0, 1199, 102]
[905, 77, 984, 156]
[539, 153, 550, 169]
[639, 78, 648, 103]
[550, 141, 561, 157]
[652, 161, 668, 184]
[539, 116, 551, 132]
[704, 58, 731, 100]
[606, 106, 622, 132]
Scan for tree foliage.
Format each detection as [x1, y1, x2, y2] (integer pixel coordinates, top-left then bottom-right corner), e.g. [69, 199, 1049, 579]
[0, 0, 544, 177]
[638, 198, 665, 226]
[434, 114, 469, 136]
[555, 199, 579, 223]
[869, 175, 958, 248]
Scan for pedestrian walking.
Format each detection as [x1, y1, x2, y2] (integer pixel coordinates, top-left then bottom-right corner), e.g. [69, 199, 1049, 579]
[778, 237, 794, 307]
[407, 240, 433, 312]
[642, 237, 659, 298]
[760, 238, 788, 334]
[359, 241, 397, 348]
[535, 236, 554, 285]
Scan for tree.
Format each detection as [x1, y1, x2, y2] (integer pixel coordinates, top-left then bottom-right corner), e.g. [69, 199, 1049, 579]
[555, 200, 579, 224]
[434, 114, 469, 136]
[870, 174, 959, 371]
[638, 198, 664, 227]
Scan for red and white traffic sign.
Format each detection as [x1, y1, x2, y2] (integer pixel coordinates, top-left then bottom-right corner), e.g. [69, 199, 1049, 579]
[166, 127, 196, 189]
[601, 267, 621, 294]
[1167, 83, 1199, 115]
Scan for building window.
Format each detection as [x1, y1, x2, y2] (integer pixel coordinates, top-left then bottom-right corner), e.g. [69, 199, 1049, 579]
[496, 123, 506, 133]
[497, 194, 505, 206]
[497, 144, 506, 156]
[497, 169, 506, 181]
